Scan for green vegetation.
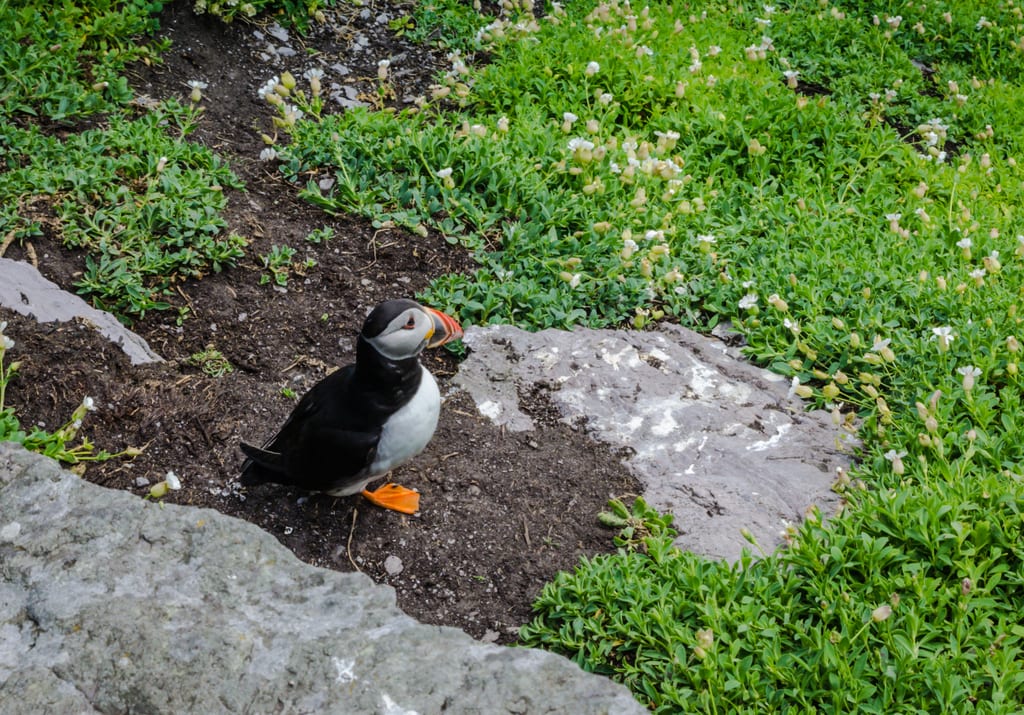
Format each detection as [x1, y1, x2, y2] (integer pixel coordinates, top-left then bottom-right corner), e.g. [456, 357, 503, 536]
[187, 345, 234, 377]
[0, 0, 246, 323]
[263, 0, 1024, 710]
[304, 225, 335, 244]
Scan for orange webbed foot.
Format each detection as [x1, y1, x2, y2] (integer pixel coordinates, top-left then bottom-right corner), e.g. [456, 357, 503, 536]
[361, 483, 420, 514]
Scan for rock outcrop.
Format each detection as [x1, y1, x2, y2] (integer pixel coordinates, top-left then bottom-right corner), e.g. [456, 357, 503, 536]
[454, 324, 856, 561]
[0, 257, 161, 365]
[0, 443, 643, 714]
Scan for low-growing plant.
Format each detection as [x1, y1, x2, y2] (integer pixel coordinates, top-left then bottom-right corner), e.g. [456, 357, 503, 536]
[191, 0, 331, 30]
[187, 345, 234, 377]
[259, 244, 298, 286]
[304, 226, 335, 244]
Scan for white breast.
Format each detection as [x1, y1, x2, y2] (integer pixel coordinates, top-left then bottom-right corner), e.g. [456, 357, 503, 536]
[369, 365, 441, 476]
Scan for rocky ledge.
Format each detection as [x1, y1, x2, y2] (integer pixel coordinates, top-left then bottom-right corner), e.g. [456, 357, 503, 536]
[0, 443, 642, 714]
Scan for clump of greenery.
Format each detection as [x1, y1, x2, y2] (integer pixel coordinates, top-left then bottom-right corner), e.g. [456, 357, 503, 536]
[523, 479, 1023, 712]
[187, 345, 234, 377]
[258, 244, 316, 286]
[191, 0, 332, 30]
[261, 0, 1024, 710]
[304, 225, 335, 244]
[1, 103, 247, 320]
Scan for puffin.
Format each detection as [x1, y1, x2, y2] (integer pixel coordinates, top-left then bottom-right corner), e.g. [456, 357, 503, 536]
[239, 298, 463, 514]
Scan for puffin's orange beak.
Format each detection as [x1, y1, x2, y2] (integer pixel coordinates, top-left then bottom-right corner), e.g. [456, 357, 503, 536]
[424, 307, 463, 348]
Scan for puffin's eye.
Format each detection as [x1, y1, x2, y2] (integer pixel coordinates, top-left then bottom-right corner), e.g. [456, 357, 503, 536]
[402, 315, 417, 330]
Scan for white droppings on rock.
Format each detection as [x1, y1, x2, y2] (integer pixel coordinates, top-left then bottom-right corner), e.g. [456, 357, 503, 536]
[333, 657, 357, 684]
[1, 521, 21, 541]
[476, 400, 503, 421]
[650, 410, 678, 437]
[381, 693, 420, 715]
[747, 422, 791, 451]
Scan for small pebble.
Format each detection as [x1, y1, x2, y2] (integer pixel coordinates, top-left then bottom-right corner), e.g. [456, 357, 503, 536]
[134, 477, 151, 488]
[383, 554, 404, 576]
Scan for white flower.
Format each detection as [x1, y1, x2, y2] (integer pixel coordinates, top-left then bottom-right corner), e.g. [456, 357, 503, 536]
[436, 167, 453, 179]
[259, 148, 278, 161]
[738, 293, 758, 310]
[872, 336, 891, 351]
[585, 61, 600, 76]
[257, 76, 279, 98]
[165, 471, 182, 491]
[563, 112, 578, 123]
[1, 335, 13, 351]
[303, 68, 324, 80]
[696, 233, 716, 244]
[82, 397, 96, 411]
[957, 365, 981, 391]
[598, 92, 613, 105]
[567, 137, 595, 153]
[956, 237, 972, 250]
[644, 229, 665, 241]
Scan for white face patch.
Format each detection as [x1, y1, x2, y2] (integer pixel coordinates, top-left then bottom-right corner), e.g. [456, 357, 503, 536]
[365, 308, 432, 361]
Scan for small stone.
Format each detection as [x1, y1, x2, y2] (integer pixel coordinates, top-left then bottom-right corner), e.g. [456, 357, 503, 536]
[383, 555, 404, 576]
[466, 485, 481, 497]
[134, 477, 151, 488]
[267, 23, 290, 43]
[481, 629, 500, 643]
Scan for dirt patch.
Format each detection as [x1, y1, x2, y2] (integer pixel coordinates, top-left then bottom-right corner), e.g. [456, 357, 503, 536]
[0, 1, 640, 643]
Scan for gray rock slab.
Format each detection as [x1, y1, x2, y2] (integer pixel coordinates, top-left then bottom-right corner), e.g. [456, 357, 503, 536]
[454, 324, 856, 562]
[0, 258, 162, 365]
[0, 443, 642, 714]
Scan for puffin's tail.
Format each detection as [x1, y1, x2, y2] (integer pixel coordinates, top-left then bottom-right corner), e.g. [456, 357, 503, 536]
[239, 442, 284, 485]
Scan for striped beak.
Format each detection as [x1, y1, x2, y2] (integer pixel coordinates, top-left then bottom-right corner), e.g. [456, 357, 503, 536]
[424, 307, 463, 348]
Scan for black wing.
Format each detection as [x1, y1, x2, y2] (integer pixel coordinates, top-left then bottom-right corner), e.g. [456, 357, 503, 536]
[240, 366, 381, 491]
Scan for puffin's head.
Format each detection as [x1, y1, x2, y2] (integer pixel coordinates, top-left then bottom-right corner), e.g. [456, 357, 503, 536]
[361, 299, 463, 361]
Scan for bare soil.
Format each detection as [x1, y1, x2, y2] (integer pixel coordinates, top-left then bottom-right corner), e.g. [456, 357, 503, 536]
[0, 0, 640, 643]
